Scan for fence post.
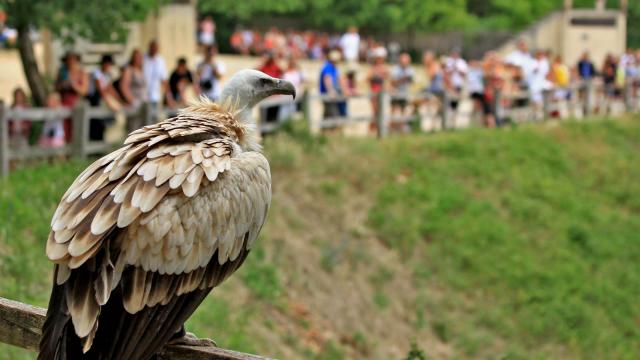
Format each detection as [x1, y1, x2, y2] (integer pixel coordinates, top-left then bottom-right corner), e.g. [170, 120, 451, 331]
[376, 91, 388, 138]
[0, 102, 8, 177]
[440, 92, 449, 130]
[302, 90, 312, 132]
[493, 88, 502, 126]
[71, 101, 89, 159]
[624, 80, 633, 113]
[542, 89, 552, 120]
[583, 79, 593, 117]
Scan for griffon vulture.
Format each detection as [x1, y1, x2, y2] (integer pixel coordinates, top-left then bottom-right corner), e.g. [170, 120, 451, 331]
[38, 70, 295, 360]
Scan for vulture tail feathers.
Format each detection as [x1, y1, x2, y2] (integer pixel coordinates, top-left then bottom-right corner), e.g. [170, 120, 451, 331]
[39, 247, 250, 360]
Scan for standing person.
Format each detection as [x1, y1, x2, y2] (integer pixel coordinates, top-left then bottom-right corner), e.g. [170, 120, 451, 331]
[144, 40, 173, 109]
[340, 26, 360, 64]
[55, 51, 89, 142]
[168, 57, 195, 107]
[551, 55, 570, 100]
[280, 57, 305, 120]
[258, 52, 283, 122]
[602, 54, 618, 97]
[577, 51, 597, 80]
[198, 16, 216, 48]
[320, 49, 348, 118]
[444, 48, 468, 112]
[526, 50, 551, 112]
[118, 49, 147, 108]
[467, 59, 488, 125]
[367, 46, 389, 126]
[9, 87, 31, 148]
[390, 52, 414, 118]
[87, 54, 121, 141]
[38, 93, 66, 148]
[423, 50, 445, 95]
[197, 45, 226, 102]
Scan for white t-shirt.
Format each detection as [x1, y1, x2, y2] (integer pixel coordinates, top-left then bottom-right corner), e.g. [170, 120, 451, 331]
[340, 32, 360, 62]
[144, 54, 168, 103]
[445, 57, 468, 89]
[506, 50, 535, 77]
[197, 60, 226, 101]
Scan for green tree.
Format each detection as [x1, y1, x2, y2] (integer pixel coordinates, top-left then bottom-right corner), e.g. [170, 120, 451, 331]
[0, 0, 162, 105]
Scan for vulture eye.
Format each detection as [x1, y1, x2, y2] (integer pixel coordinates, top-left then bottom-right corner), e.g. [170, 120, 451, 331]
[259, 78, 271, 86]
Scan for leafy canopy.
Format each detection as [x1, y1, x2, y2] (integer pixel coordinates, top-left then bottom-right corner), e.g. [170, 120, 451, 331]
[0, 0, 162, 41]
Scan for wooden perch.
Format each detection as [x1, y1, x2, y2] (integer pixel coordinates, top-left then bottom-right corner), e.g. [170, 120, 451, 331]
[0, 297, 271, 360]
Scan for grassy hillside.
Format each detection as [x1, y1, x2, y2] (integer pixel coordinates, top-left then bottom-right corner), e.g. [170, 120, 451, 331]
[1, 117, 639, 359]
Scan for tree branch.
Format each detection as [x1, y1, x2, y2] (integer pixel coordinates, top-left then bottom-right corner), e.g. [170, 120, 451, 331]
[0, 297, 271, 360]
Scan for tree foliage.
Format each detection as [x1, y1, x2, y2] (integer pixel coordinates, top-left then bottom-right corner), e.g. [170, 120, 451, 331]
[200, 0, 638, 47]
[0, 0, 162, 105]
[1, 0, 161, 42]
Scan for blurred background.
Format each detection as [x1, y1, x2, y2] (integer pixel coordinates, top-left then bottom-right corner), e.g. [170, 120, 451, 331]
[0, 0, 639, 359]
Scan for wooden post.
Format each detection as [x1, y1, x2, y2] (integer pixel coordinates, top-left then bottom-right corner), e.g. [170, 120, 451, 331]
[624, 80, 633, 113]
[493, 88, 502, 126]
[0, 296, 272, 359]
[302, 90, 312, 132]
[0, 102, 8, 177]
[542, 89, 552, 120]
[144, 102, 157, 126]
[376, 91, 388, 138]
[71, 101, 89, 159]
[583, 80, 592, 117]
[440, 92, 449, 130]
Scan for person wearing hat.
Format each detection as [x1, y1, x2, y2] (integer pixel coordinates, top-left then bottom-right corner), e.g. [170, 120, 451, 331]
[87, 54, 122, 140]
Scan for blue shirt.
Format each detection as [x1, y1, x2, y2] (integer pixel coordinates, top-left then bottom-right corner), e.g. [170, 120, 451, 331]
[319, 61, 339, 94]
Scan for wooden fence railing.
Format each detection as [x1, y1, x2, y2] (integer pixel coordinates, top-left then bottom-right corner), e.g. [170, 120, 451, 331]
[1, 78, 639, 177]
[0, 296, 271, 360]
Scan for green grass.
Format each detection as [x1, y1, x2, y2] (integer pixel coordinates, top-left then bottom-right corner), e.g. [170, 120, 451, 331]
[369, 118, 640, 358]
[1, 117, 639, 359]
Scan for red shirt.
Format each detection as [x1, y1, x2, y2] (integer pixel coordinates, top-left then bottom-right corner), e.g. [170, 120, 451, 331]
[259, 61, 283, 79]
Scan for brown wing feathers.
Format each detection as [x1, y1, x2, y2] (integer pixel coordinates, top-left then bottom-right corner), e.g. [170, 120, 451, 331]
[39, 105, 270, 360]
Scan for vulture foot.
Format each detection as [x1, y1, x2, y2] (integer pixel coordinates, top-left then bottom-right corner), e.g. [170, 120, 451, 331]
[168, 331, 218, 347]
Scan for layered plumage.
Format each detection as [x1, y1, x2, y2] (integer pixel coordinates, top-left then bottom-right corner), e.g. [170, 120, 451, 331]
[39, 70, 295, 360]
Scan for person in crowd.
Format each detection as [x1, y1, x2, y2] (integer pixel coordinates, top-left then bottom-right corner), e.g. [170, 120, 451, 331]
[87, 55, 120, 108]
[320, 49, 348, 118]
[602, 53, 618, 97]
[198, 16, 216, 47]
[390, 52, 414, 120]
[280, 57, 305, 120]
[423, 50, 445, 95]
[258, 52, 283, 122]
[38, 93, 66, 148]
[577, 51, 597, 80]
[168, 57, 195, 106]
[526, 50, 551, 111]
[9, 87, 31, 148]
[144, 40, 173, 108]
[550, 55, 570, 100]
[118, 49, 147, 108]
[482, 52, 504, 127]
[444, 48, 468, 111]
[505, 39, 534, 76]
[444, 48, 468, 93]
[340, 26, 360, 65]
[197, 45, 226, 102]
[367, 46, 389, 124]
[55, 51, 89, 142]
[258, 52, 283, 78]
[87, 54, 121, 141]
[467, 59, 489, 126]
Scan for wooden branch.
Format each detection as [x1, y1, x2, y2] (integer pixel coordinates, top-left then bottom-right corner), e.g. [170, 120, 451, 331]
[0, 297, 272, 360]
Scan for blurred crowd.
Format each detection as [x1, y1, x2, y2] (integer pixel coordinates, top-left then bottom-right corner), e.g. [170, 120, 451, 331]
[315, 35, 640, 128]
[229, 26, 388, 62]
[7, 21, 640, 149]
[8, 40, 228, 149]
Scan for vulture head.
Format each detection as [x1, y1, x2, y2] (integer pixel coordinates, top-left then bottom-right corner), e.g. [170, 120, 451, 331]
[221, 69, 296, 110]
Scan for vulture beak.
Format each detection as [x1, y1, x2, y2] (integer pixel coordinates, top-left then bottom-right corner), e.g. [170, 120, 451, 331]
[273, 79, 296, 99]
